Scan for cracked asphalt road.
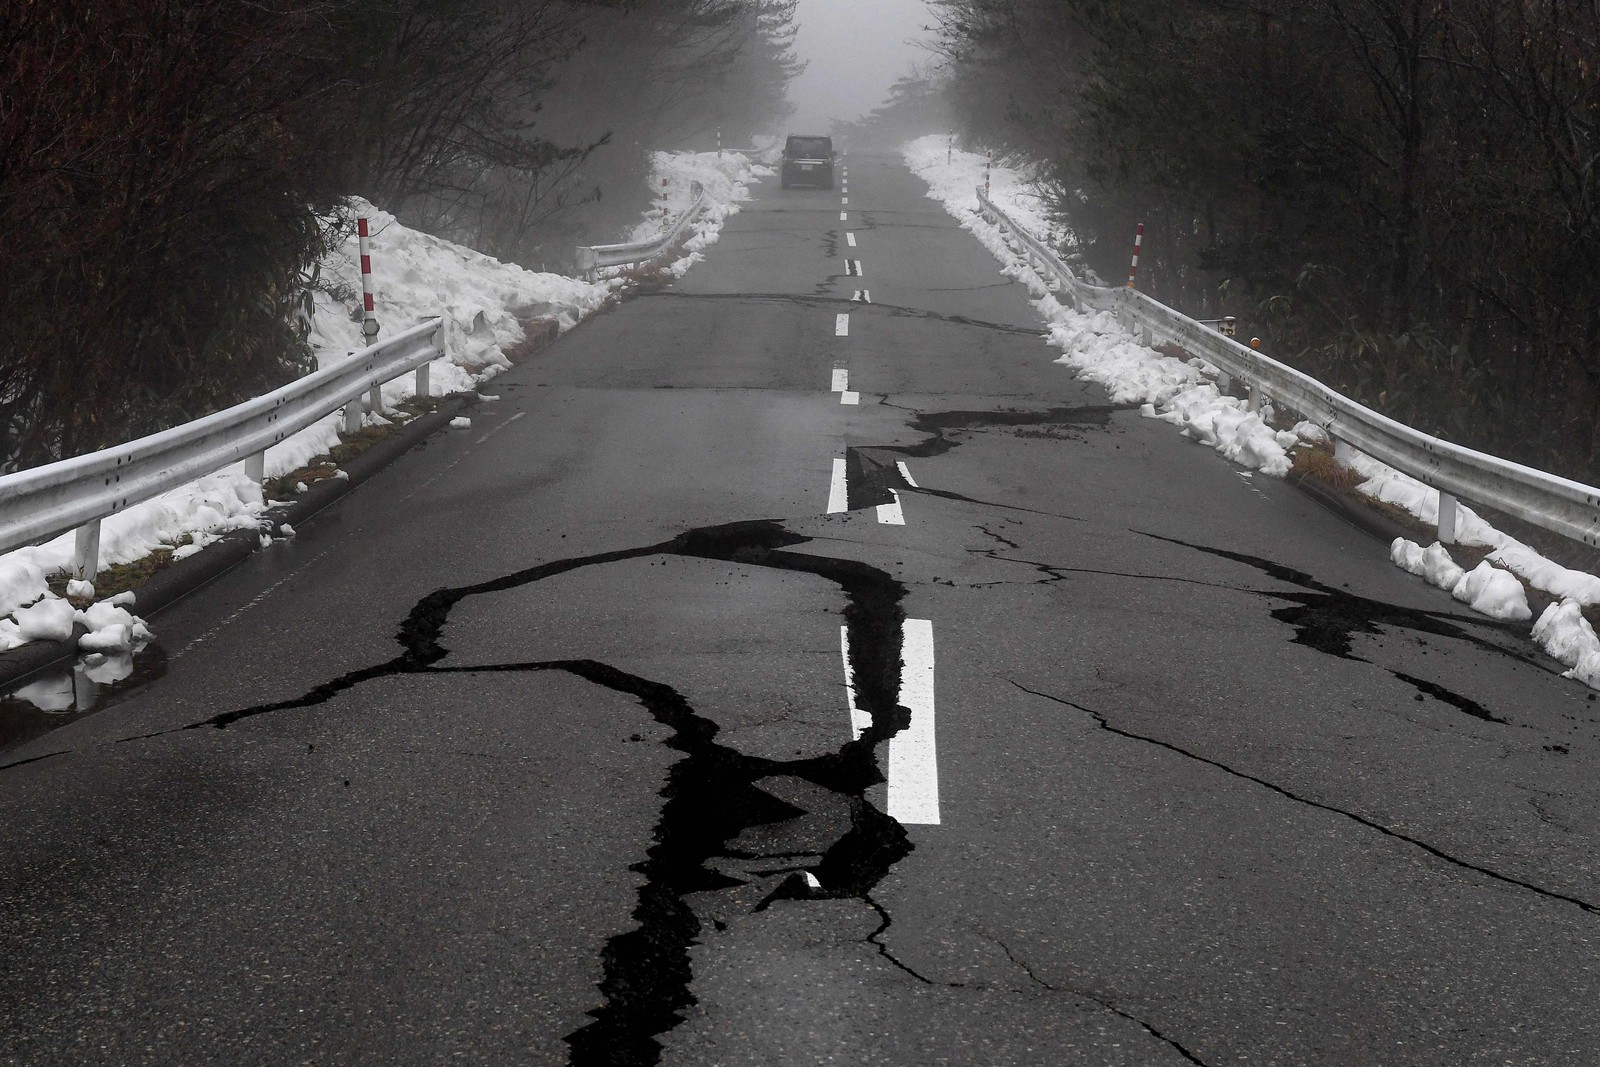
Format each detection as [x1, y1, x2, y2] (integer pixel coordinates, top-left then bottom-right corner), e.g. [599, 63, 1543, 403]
[4, 154, 1600, 1066]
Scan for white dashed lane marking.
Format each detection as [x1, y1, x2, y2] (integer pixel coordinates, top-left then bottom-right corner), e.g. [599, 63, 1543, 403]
[852, 290, 871, 303]
[831, 368, 849, 392]
[836, 313, 850, 337]
[846, 232, 857, 248]
[897, 461, 918, 487]
[876, 489, 905, 525]
[841, 391, 860, 406]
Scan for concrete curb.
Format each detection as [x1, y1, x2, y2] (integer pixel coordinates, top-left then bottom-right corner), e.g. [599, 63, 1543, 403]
[0, 395, 474, 690]
[1287, 470, 1416, 548]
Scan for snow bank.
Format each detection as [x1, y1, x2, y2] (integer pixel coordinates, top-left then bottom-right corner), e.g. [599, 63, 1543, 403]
[0, 149, 758, 661]
[904, 135, 1295, 479]
[624, 150, 771, 278]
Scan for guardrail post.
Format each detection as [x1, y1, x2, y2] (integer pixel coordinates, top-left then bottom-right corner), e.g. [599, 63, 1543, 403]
[245, 452, 265, 483]
[368, 381, 383, 418]
[1248, 382, 1261, 413]
[415, 362, 430, 399]
[344, 396, 361, 434]
[73, 519, 101, 582]
[1438, 492, 1459, 543]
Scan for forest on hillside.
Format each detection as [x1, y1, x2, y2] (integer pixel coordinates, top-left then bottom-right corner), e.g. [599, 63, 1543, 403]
[0, 0, 799, 468]
[929, 0, 1600, 481]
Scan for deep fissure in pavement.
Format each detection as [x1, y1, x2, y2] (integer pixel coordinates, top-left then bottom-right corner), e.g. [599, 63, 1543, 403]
[11, 520, 921, 1066]
[844, 404, 1124, 514]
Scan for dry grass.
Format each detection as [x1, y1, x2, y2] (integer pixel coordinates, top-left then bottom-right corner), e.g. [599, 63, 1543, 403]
[502, 318, 561, 364]
[1290, 444, 1365, 493]
[48, 544, 181, 604]
[262, 394, 449, 500]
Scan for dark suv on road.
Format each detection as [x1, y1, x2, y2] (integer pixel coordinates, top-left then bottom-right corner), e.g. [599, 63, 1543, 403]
[780, 135, 835, 189]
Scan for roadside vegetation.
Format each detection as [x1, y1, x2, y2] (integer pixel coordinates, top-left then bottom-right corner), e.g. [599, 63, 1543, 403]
[921, 0, 1600, 482]
[0, 0, 799, 471]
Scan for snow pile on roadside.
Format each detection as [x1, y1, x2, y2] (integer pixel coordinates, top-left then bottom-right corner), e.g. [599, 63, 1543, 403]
[1391, 538, 1465, 591]
[903, 134, 1297, 479]
[314, 197, 610, 396]
[1533, 599, 1600, 686]
[905, 132, 1600, 678]
[0, 586, 150, 655]
[624, 150, 771, 277]
[1341, 444, 1600, 609]
[0, 149, 747, 659]
[902, 135, 1057, 240]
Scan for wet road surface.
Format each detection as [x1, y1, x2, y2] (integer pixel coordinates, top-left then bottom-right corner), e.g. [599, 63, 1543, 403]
[4, 155, 1600, 1065]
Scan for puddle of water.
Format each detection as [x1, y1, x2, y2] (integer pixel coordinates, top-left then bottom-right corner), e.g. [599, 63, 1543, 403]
[1, 645, 168, 753]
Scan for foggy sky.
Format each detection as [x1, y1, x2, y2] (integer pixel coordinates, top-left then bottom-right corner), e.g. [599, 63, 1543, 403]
[784, 0, 935, 134]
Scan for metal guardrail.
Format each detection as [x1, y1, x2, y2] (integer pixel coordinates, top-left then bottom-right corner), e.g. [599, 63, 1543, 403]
[0, 317, 446, 576]
[975, 187, 1600, 548]
[574, 186, 711, 279]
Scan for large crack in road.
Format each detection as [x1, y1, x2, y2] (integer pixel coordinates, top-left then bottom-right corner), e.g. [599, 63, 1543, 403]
[1, 520, 928, 1066]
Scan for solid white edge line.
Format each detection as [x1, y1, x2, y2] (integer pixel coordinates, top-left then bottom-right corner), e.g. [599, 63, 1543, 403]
[840, 625, 871, 740]
[888, 619, 940, 825]
[836, 313, 850, 337]
[827, 457, 849, 514]
[876, 488, 905, 525]
[897, 461, 918, 488]
[841, 391, 860, 406]
[831, 368, 849, 392]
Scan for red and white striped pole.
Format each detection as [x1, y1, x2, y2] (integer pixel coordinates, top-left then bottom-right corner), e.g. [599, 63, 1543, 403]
[984, 149, 992, 198]
[354, 217, 382, 426]
[1126, 222, 1144, 289]
[358, 217, 379, 343]
[660, 178, 670, 233]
